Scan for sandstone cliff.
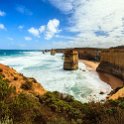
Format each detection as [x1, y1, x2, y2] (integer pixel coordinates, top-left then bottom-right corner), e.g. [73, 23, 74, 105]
[97, 48, 124, 81]
[47, 48, 105, 61]
[75, 48, 103, 61]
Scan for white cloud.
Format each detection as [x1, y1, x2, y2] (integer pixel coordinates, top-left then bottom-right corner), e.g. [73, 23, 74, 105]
[28, 19, 60, 40]
[49, 0, 73, 13]
[28, 27, 40, 37]
[0, 24, 5, 30]
[0, 10, 6, 16]
[39, 25, 45, 33]
[16, 5, 32, 15]
[24, 36, 32, 41]
[45, 19, 60, 40]
[18, 25, 24, 30]
[49, 0, 124, 48]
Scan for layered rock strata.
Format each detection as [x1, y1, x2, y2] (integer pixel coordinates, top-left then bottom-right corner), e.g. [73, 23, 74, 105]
[64, 50, 78, 70]
[97, 48, 124, 81]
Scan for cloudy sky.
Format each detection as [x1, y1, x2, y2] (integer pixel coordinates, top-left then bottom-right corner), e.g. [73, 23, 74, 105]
[0, 0, 124, 49]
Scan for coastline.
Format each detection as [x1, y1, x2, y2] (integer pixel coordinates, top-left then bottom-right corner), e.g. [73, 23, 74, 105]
[80, 59, 124, 89]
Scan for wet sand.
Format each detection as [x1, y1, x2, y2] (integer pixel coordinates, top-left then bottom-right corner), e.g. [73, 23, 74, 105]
[80, 60, 124, 89]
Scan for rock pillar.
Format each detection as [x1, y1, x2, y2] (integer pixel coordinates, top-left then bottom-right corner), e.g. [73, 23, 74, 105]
[64, 50, 78, 70]
[51, 49, 56, 55]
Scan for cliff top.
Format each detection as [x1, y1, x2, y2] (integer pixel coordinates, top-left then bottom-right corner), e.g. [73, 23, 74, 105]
[0, 63, 46, 96]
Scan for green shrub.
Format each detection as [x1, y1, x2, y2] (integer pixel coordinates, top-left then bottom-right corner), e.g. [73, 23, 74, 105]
[0, 75, 15, 101]
[0, 116, 13, 124]
[38, 92, 83, 120]
[10, 93, 42, 123]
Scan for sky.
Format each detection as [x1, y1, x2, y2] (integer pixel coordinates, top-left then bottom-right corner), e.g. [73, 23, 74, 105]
[0, 0, 124, 49]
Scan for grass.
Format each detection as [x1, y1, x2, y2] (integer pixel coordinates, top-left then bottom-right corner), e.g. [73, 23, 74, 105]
[1, 74, 124, 124]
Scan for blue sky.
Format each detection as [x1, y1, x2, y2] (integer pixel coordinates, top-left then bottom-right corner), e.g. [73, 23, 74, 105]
[0, 0, 124, 49]
[0, 0, 70, 49]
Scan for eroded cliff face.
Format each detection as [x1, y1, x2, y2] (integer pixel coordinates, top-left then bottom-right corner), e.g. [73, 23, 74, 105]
[97, 48, 124, 81]
[75, 48, 102, 61]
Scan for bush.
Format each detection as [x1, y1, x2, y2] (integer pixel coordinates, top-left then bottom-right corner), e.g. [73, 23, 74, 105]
[10, 93, 43, 123]
[21, 81, 32, 90]
[0, 116, 13, 124]
[38, 92, 83, 121]
[0, 75, 15, 101]
[98, 107, 124, 124]
[0, 75, 15, 122]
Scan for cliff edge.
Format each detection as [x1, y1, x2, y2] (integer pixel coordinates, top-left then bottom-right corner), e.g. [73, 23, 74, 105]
[0, 63, 46, 96]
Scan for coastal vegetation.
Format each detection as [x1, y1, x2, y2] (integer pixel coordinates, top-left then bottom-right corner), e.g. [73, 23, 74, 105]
[0, 73, 124, 124]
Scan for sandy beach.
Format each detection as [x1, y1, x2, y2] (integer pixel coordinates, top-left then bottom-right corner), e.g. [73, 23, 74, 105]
[80, 59, 124, 89]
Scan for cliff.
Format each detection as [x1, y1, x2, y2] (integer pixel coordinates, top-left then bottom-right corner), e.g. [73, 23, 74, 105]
[46, 48, 105, 61]
[0, 64, 46, 96]
[75, 48, 104, 61]
[97, 48, 124, 81]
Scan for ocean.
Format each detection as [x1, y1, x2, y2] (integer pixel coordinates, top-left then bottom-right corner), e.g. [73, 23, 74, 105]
[0, 50, 111, 102]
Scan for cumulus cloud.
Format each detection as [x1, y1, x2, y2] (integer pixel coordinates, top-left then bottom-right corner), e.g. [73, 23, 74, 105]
[28, 19, 60, 40]
[0, 24, 6, 30]
[28, 27, 40, 37]
[0, 10, 6, 16]
[24, 36, 32, 41]
[49, 0, 124, 48]
[39, 25, 45, 33]
[45, 19, 60, 40]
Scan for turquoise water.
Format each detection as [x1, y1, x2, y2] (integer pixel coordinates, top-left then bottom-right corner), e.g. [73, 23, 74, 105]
[0, 50, 111, 102]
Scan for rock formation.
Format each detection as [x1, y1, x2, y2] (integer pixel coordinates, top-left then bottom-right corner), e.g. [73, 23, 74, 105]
[64, 49, 78, 70]
[75, 48, 102, 61]
[51, 49, 56, 55]
[97, 48, 124, 81]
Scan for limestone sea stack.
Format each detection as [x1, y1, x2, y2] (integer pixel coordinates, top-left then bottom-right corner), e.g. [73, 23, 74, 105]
[64, 49, 78, 70]
[51, 49, 56, 55]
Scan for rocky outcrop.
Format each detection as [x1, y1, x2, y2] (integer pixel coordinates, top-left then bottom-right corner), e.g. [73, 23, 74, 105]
[64, 50, 78, 70]
[97, 48, 124, 81]
[109, 87, 124, 100]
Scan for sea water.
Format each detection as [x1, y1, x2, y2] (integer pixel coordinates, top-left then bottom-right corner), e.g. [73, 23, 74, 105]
[0, 50, 111, 102]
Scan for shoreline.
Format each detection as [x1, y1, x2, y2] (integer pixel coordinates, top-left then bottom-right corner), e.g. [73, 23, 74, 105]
[80, 59, 124, 89]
